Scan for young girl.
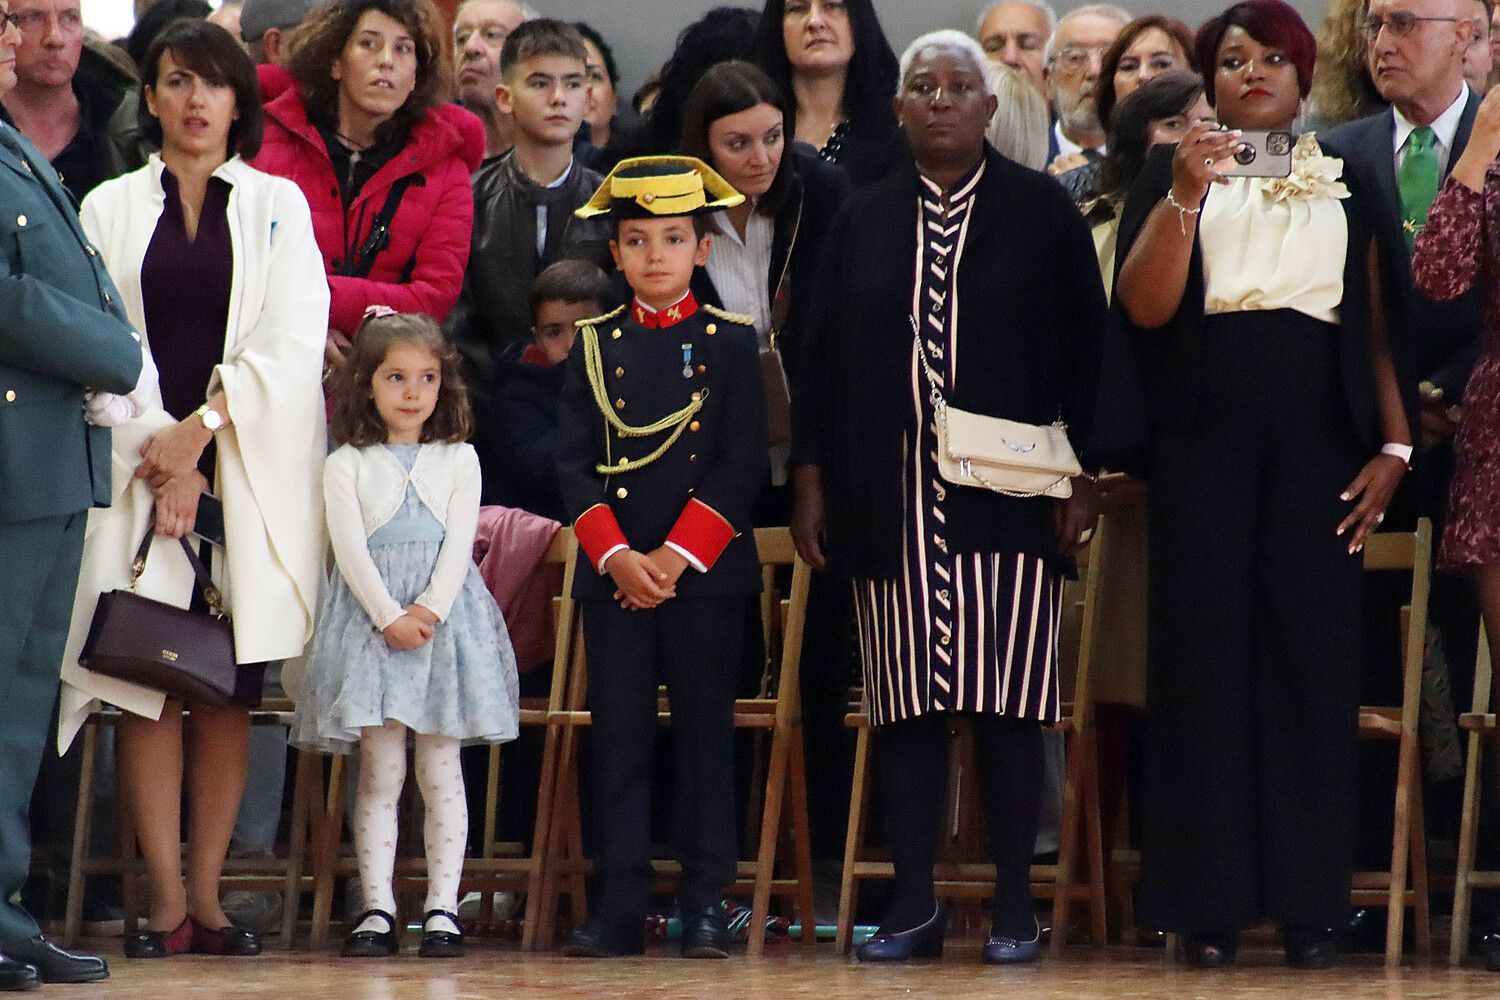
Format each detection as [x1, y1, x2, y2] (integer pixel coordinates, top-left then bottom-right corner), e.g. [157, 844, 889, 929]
[292, 308, 519, 959]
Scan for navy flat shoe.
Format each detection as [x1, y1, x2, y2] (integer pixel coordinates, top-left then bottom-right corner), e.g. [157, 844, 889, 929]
[854, 905, 946, 962]
[982, 918, 1042, 964]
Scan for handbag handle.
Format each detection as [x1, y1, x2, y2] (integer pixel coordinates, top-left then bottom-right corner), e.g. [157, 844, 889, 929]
[908, 314, 1068, 431]
[130, 513, 227, 619]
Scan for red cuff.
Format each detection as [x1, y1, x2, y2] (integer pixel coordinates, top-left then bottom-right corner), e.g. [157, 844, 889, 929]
[574, 503, 629, 571]
[664, 498, 736, 571]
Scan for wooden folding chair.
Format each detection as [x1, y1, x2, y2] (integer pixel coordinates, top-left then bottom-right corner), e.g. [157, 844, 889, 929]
[299, 529, 578, 950]
[62, 699, 311, 950]
[1354, 520, 1434, 967]
[1449, 628, 1494, 964]
[532, 527, 817, 956]
[833, 516, 1110, 953]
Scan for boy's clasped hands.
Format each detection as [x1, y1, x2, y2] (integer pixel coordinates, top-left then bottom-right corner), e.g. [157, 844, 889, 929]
[604, 546, 690, 610]
[384, 604, 439, 650]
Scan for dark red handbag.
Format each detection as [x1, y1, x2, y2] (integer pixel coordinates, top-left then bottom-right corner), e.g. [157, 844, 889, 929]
[80, 522, 262, 708]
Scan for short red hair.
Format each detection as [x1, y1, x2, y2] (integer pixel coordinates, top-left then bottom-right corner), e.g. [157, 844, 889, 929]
[1195, 0, 1316, 105]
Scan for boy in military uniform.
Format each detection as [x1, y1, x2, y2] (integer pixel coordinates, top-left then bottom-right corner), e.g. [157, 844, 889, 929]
[557, 157, 766, 958]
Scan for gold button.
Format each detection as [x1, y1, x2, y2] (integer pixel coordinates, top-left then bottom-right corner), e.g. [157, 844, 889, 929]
[697, 364, 706, 374]
[4, 390, 14, 402]
[86, 246, 96, 256]
[691, 391, 702, 402]
[611, 328, 622, 340]
[614, 398, 625, 411]
[104, 293, 112, 303]
[940, 634, 951, 646]
[706, 323, 717, 335]
[20, 161, 29, 173]
[689, 421, 701, 432]
[15, 214, 25, 227]
[616, 486, 628, 498]
[642, 192, 656, 204]
[614, 366, 625, 377]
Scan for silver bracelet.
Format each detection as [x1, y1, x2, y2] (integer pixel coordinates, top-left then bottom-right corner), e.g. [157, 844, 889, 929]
[1165, 189, 1202, 237]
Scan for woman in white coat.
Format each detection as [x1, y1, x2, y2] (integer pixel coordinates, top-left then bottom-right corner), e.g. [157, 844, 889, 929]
[63, 19, 327, 957]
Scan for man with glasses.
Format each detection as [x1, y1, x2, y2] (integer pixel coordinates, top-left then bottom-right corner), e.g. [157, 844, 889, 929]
[1043, 3, 1127, 160]
[1327, 0, 1490, 961]
[976, 0, 1056, 91]
[0, 0, 142, 204]
[454, 0, 533, 161]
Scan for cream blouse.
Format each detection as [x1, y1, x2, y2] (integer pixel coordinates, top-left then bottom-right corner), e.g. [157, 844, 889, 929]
[1199, 134, 1350, 324]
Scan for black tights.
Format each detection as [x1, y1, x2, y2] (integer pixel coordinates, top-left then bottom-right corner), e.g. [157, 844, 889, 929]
[876, 712, 1044, 939]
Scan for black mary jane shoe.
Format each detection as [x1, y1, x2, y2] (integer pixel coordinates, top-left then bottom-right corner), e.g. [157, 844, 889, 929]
[341, 909, 400, 958]
[680, 905, 732, 959]
[418, 909, 464, 958]
[1284, 924, 1339, 969]
[561, 918, 646, 958]
[1, 935, 108, 983]
[854, 905, 947, 962]
[1183, 931, 1238, 969]
[123, 917, 193, 959]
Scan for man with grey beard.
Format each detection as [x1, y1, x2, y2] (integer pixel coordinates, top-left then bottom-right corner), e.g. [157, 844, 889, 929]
[1044, 3, 1127, 159]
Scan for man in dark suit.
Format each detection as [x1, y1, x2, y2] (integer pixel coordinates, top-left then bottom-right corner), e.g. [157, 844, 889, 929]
[1325, 0, 1487, 959]
[0, 6, 142, 991]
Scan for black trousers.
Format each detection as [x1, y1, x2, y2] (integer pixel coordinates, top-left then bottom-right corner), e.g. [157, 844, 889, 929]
[1140, 311, 1364, 933]
[580, 596, 744, 921]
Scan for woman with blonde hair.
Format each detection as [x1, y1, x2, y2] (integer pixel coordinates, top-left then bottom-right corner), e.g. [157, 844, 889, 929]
[984, 60, 1051, 170]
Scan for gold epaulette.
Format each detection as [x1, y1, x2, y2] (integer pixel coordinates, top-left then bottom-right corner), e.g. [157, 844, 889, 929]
[701, 304, 755, 327]
[574, 304, 626, 329]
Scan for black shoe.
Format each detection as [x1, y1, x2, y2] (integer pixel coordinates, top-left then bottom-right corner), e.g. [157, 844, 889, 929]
[680, 905, 731, 959]
[0, 958, 37, 993]
[854, 905, 947, 962]
[1, 936, 108, 983]
[1285, 924, 1338, 969]
[982, 917, 1042, 964]
[418, 909, 464, 958]
[189, 919, 262, 957]
[1341, 907, 1386, 954]
[341, 909, 399, 958]
[1183, 931, 1237, 968]
[561, 918, 645, 958]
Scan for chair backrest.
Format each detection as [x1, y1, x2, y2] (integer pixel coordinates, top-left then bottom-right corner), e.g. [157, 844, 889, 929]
[542, 529, 581, 714]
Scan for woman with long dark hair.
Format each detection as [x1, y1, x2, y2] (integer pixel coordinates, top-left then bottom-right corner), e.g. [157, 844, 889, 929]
[751, 0, 901, 189]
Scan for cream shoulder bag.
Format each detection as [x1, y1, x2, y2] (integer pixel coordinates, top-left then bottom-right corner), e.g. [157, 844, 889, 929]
[912, 317, 1080, 499]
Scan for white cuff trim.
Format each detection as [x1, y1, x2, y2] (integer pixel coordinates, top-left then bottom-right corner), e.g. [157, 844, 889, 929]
[665, 541, 708, 573]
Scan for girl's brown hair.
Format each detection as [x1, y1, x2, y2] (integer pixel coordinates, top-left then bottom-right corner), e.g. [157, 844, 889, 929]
[285, 0, 454, 147]
[329, 312, 472, 447]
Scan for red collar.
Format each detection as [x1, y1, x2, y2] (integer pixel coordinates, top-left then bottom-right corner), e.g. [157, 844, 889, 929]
[632, 291, 698, 329]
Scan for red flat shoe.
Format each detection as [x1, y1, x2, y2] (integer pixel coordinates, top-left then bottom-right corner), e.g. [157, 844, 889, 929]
[123, 917, 192, 959]
[188, 919, 262, 956]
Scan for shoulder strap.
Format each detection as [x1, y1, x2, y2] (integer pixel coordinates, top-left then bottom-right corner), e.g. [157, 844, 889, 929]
[336, 173, 426, 279]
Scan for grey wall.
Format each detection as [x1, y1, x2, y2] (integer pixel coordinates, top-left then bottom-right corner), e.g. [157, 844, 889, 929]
[537, 0, 1327, 102]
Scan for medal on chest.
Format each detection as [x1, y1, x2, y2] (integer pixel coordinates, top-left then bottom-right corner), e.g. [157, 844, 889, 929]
[682, 342, 694, 379]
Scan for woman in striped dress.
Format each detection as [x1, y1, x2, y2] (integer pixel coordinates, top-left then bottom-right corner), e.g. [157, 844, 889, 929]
[790, 31, 1107, 964]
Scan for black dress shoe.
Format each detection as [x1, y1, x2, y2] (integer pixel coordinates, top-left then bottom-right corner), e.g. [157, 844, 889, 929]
[1, 936, 108, 983]
[1341, 907, 1386, 954]
[1284, 924, 1338, 969]
[0, 958, 37, 993]
[680, 906, 731, 959]
[123, 918, 192, 959]
[341, 909, 399, 958]
[854, 905, 947, 962]
[418, 909, 464, 958]
[1183, 931, 1237, 968]
[561, 918, 645, 958]
[1480, 929, 1500, 972]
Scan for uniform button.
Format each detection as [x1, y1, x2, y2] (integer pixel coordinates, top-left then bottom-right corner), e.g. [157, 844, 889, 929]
[20, 160, 30, 173]
[131, 332, 141, 342]
[696, 364, 706, 374]
[689, 454, 698, 462]
[15, 214, 25, 227]
[689, 421, 700, 432]
[939, 634, 951, 646]
[614, 366, 625, 377]
[615, 487, 628, 499]
[611, 328, 622, 340]
[104, 293, 112, 303]
[86, 246, 97, 256]
[691, 391, 702, 402]
[614, 398, 626, 411]
[706, 323, 717, 335]
[4, 390, 14, 402]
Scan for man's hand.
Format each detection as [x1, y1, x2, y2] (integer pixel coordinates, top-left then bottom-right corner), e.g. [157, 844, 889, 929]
[605, 549, 676, 610]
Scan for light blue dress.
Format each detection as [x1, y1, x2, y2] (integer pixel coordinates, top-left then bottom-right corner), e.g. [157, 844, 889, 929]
[293, 444, 519, 752]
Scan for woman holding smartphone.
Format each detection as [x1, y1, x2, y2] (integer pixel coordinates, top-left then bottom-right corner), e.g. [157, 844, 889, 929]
[1115, 0, 1412, 969]
[57, 19, 328, 958]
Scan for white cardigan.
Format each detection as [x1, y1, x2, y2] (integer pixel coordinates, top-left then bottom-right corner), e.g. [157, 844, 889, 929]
[324, 442, 482, 631]
[57, 155, 330, 751]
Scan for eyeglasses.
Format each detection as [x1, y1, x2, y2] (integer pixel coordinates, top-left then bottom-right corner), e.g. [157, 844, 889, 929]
[1050, 44, 1109, 73]
[1360, 12, 1460, 38]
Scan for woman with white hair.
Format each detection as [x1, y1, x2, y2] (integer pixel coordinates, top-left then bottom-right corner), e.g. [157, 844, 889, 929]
[792, 29, 1106, 964]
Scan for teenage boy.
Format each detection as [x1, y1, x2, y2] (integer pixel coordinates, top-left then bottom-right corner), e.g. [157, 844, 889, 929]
[489, 259, 610, 517]
[557, 157, 767, 959]
[445, 18, 611, 494]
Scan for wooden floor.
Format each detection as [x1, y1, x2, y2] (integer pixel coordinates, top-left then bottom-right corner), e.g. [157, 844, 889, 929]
[75, 941, 1500, 999]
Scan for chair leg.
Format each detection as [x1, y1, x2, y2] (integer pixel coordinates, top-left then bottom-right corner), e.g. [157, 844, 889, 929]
[1083, 729, 1108, 945]
[1050, 725, 1084, 957]
[310, 755, 344, 951]
[62, 721, 99, 950]
[278, 747, 315, 951]
[1452, 728, 1487, 965]
[835, 724, 872, 954]
[1411, 769, 1431, 958]
[748, 716, 792, 958]
[522, 721, 563, 952]
[1385, 736, 1417, 968]
[788, 730, 818, 951]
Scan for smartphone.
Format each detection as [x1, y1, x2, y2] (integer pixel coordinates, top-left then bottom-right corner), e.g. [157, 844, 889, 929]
[194, 492, 225, 547]
[1215, 129, 1294, 179]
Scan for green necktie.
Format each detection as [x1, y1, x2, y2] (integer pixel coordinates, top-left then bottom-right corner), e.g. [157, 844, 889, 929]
[1397, 125, 1439, 253]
